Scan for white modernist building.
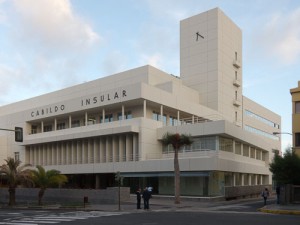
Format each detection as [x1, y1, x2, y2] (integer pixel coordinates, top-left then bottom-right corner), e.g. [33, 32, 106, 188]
[0, 8, 281, 198]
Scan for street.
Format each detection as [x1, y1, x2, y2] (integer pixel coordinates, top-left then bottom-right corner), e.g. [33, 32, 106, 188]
[0, 199, 299, 225]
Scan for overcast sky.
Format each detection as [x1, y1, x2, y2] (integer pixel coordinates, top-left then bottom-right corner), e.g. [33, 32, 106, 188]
[0, 0, 299, 150]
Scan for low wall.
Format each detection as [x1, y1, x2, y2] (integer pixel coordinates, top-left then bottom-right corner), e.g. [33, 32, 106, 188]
[0, 187, 130, 205]
[225, 185, 271, 200]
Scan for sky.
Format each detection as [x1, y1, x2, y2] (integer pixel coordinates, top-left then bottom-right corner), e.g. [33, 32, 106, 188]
[0, 0, 299, 150]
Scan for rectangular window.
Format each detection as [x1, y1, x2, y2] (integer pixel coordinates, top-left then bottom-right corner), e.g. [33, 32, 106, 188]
[31, 125, 37, 134]
[118, 111, 132, 120]
[295, 102, 300, 114]
[72, 120, 80, 128]
[152, 111, 160, 121]
[57, 122, 65, 130]
[219, 137, 233, 152]
[44, 125, 52, 132]
[105, 114, 113, 122]
[14, 152, 20, 161]
[296, 133, 300, 147]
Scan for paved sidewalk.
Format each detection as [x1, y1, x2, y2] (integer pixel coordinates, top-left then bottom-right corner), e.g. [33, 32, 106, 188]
[85, 195, 300, 215]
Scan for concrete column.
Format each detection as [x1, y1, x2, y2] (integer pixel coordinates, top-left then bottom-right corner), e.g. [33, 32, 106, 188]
[119, 135, 125, 162]
[122, 105, 125, 120]
[102, 109, 105, 123]
[233, 173, 236, 186]
[160, 105, 163, 122]
[112, 136, 118, 162]
[143, 100, 147, 118]
[133, 134, 138, 161]
[192, 115, 194, 124]
[126, 134, 133, 161]
[85, 112, 88, 126]
[177, 111, 180, 125]
[54, 118, 57, 131]
[69, 115, 72, 128]
[241, 174, 244, 186]
[41, 121, 44, 133]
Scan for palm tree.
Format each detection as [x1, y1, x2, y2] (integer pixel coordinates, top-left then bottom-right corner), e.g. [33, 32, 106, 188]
[31, 165, 68, 205]
[161, 133, 193, 204]
[0, 157, 32, 206]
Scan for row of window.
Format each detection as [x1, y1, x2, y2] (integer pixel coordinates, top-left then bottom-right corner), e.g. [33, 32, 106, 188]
[244, 125, 279, 141]
[32, 111, 133, 133]
[245, 110, 280, 129]
[163, 136, 266, 161]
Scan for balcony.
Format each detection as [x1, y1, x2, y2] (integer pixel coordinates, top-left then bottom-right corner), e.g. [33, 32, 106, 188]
[233, 60, 241, 68]
[233, 79, 241, 87]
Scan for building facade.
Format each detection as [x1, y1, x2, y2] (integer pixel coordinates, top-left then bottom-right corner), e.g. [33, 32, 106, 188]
[0, 8, 281, 198]
[290, 81, 300, 156]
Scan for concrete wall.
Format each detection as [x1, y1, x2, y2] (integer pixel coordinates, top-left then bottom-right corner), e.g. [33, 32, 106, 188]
[0, 187, 130, 205]
[225, 185, 271, 200]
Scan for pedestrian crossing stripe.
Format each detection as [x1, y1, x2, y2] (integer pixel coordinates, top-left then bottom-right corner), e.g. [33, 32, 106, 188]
[3, 211, 130, 225]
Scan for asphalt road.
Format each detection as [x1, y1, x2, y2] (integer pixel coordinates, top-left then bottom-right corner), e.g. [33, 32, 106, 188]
[0, 199, 299, 225]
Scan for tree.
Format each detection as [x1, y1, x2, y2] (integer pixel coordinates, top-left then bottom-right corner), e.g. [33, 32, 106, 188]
[269, 148, 300, 185]
[0, 157, 32, 206]
[31, 165, 68, 205]
[161, 133, 193, 204]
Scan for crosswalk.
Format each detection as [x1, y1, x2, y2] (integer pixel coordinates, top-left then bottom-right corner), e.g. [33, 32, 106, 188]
[1, 211, 129, 225]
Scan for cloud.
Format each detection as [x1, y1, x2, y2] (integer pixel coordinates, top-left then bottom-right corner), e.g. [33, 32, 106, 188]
[256, 8, 300, 65]
[0, 0, 100, 105]
[13, 0, 100, 55]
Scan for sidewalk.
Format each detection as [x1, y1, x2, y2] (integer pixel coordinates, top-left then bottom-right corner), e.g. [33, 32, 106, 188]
[85, 195, 300, 215]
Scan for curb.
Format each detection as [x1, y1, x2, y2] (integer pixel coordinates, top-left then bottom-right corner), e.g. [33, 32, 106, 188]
[258, 207, 300, 215]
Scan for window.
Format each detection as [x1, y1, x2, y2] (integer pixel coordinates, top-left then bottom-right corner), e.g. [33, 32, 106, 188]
[118, 111, 132, 120]
[235, 71, 238, 80]
[44, 125, 52, 132]
[14, 152, 20, 161]
[31, 125, 37, 134]
[296, 133, 300, 147]
[296, 102, 300, 114]
[105, 114, 113, 122]
[57, 122, 65, 130]
[72, 120, 80, 128]
[235, 52, 237, 60]
[219, 137, 233, 152]
[169, 116, 178, 126]
[152, 111, 160, 121]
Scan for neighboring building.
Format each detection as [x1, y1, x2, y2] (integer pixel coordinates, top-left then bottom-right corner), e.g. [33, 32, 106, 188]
[290, 81, 300, 156]
[0, 8, 281, 198]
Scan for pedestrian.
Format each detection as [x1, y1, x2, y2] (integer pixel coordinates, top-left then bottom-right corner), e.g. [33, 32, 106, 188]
[142, 187, 151, 210]
[136, 188, 142, 209]
[276, 185, 280, 204]
[261, 188, 269, 206]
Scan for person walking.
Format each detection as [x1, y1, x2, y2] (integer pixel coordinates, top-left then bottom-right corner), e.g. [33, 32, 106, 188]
[261, 188, 270, 206]
[142, 187, 151, 210]
[136, 188, 142, 209]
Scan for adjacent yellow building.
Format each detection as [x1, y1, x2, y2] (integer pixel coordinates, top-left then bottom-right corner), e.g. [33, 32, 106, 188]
[290, 81, 300, 156]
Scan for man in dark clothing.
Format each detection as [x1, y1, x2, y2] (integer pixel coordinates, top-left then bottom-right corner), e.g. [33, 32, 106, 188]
[136, 188, 142, 209]
[142, 187, 151, 209]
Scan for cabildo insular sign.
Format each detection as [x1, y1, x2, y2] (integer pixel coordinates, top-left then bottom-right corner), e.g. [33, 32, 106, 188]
[30, 89, 128, 118]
